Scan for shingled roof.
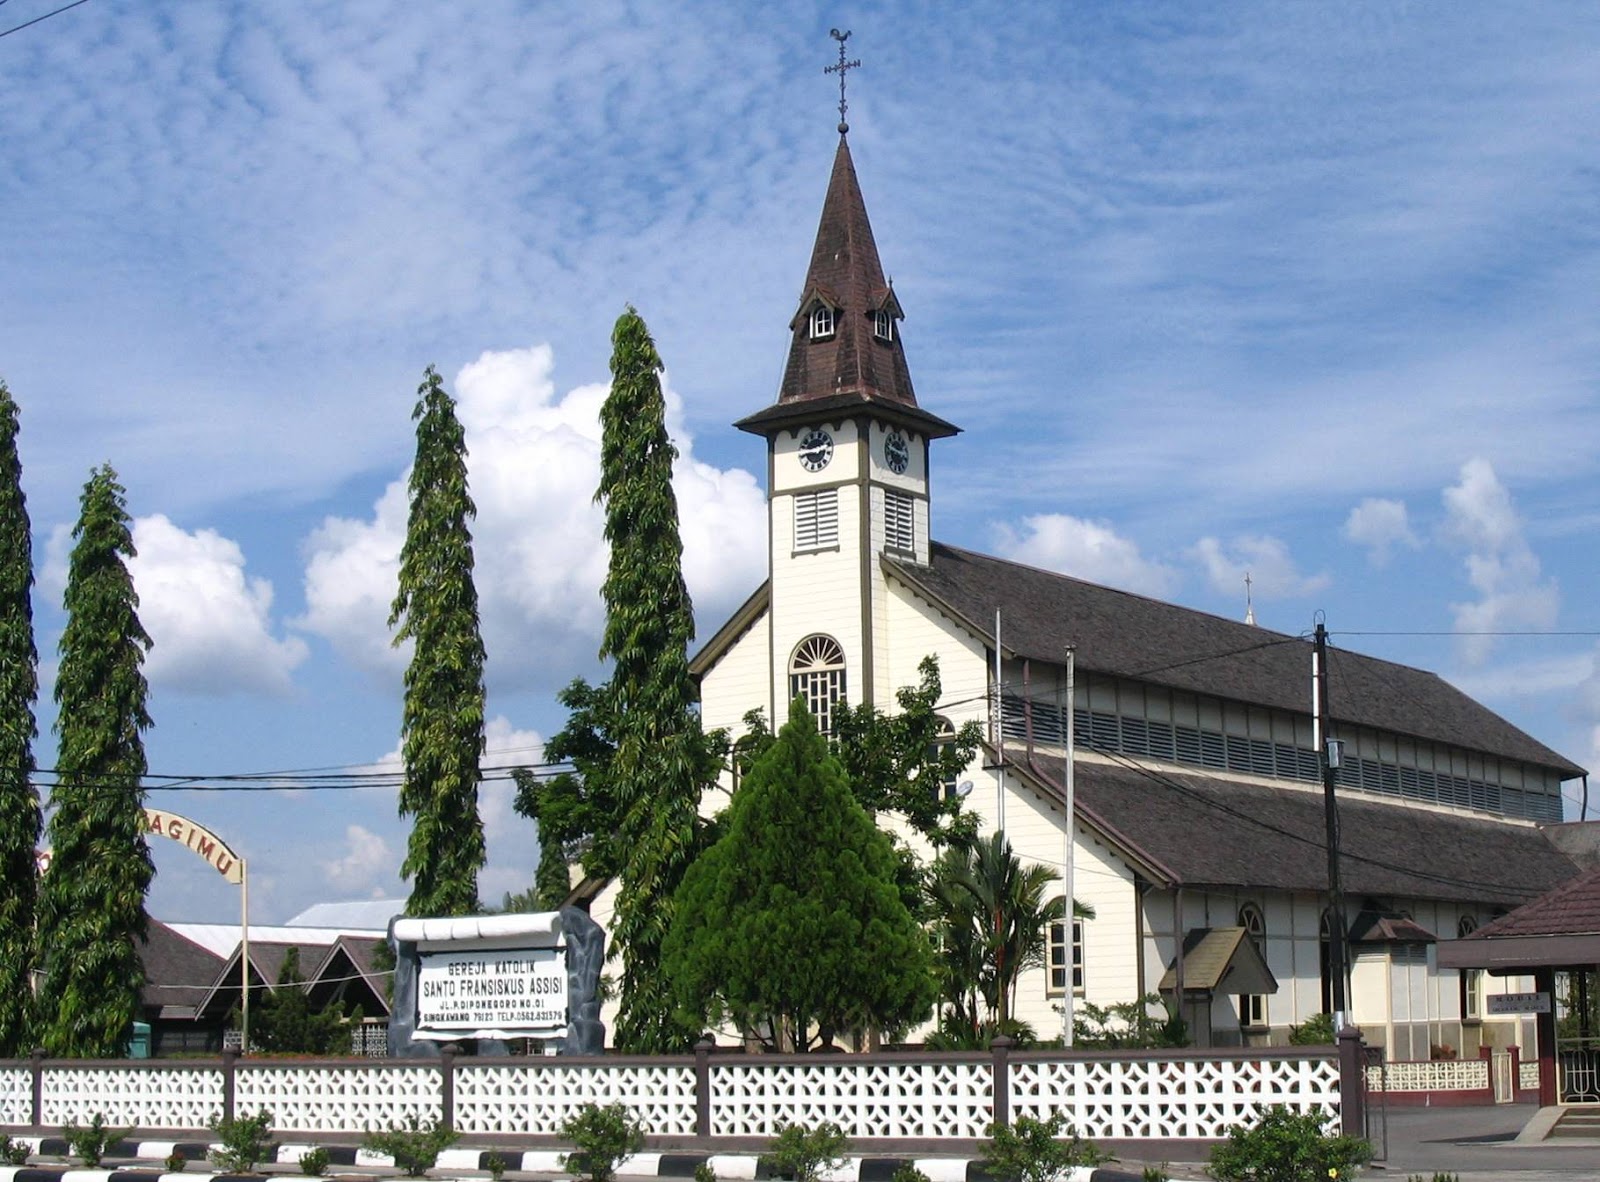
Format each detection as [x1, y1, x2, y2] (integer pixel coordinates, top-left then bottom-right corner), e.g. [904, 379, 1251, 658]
[889, 543, 1583, 776]
[737, 135, 958, 441]
[1019, 753, 1578, 908]
[139, 920, 227, 1019]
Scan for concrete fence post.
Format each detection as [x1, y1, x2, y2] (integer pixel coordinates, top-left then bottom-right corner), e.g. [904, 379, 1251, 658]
[440, 1046, 457, 1130]
[693, 1039, 714, 1138]
[1336, 1026, 1365, 1138]
[29, 1048, 43, 1131]
[989, 1035, 1014, 1129]
[220, 1049, 238, 1124]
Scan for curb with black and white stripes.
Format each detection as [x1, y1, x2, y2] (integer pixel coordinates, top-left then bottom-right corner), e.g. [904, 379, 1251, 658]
[0, 1137, 1147, 1182]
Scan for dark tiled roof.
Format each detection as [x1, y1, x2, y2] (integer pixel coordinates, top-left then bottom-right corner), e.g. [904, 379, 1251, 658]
[1020, 753, 1578, 907]
[892, 544, 1583, 776]
[139, 920, 227, 1018]
[1465, 864, 1600, 939]
[761, 135, 923, 416]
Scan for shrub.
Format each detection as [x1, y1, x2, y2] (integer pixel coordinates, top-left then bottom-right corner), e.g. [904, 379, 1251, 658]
[979, 1113, 1107, 1182]
[165, 1149, 189, 1172]
[62, 1113, 129, 1167]
[1207, 1105, 1372, 1181]
[693, 1163, 718, 1182]
[891, 1164, 931, 1182]
[208, 1107, 276, 1173]
[363, 1115, 459, 1178]
[558, 1103, 645, 1182]
[299, 1146, 331, 1176]
[485, 1150, 509, 1181]
[1287, 1013, 1336, 1046]
[0, 1136, 29, 1166]
[1072, 995, 1187, 1049]
[763, 1121, 850, 1182]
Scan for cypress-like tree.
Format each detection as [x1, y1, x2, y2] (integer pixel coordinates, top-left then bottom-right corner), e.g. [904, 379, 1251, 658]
[523, 307, 723, 1052]
[510, 767, 571, 911]
[37, 463, 154, 1057]
[390, 365, 486, 917]
[664, 697, 937, 1050]
[0, 381, 39, 1056]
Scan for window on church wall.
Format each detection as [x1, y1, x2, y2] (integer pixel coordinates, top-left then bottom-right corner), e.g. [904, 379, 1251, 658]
[809, 305, 836, 339]
[1238, 902, 1268, 1029]
[793, 489, 838, 551]
[1046, 905, 1084, 995]
[872, 309, 894, 342]
[929, 716, 960, 799]
[884, 490, 914, 553]
[1458, 916, 1483, 1021]
[790, 635, 847, 737]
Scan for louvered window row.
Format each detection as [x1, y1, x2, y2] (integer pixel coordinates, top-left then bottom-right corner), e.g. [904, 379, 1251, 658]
[995, 692, 1560, 822]
[793, 489, 838, 550]
[885, 490, 914, 552]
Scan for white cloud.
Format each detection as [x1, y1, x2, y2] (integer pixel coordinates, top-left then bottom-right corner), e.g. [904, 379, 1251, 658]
[128, 515, 308, 696]
[1342, 497, 1419, 566]
[320, 824, 397, 898]
[991, 514, 1177, 597]
[41, 516, 306, 697]
[1440, 458, 1559, 665]
[1191, 535, 1330, 602]
[296, 344, 767, 694]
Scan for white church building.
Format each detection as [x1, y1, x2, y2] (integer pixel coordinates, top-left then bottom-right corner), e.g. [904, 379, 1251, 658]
[593, 126, 1588, 1061]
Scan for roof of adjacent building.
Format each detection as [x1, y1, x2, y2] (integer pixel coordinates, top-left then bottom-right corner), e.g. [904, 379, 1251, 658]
[888, 543, 1584, 776]
[1020, 753, 1578, 908]
[1462, 863, 1600, 939]
[139, 920, 228, 1019]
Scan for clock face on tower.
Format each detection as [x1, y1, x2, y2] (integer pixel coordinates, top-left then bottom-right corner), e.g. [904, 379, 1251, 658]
[883, 430, 910, 474]
[798, 428, 834, 472]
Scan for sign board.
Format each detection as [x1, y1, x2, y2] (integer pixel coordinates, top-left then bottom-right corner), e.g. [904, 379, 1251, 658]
[1487, 991, 1551, 1015]
[143, 809, 244, 882]
[415, 946, 568, 1037]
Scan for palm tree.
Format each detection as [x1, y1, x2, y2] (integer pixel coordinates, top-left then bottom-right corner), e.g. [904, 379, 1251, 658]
[930, 831, 1094, 1031]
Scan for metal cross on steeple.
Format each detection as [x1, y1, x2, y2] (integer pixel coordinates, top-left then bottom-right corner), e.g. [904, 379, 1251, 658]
[826, 29, 861, 134]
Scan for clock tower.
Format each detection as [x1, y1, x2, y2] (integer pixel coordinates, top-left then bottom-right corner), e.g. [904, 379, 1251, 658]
[734, 128, 958, 724]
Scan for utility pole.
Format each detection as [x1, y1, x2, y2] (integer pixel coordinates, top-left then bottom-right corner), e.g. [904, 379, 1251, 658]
[1061, 646, 1076, 1046]
[1313, 618, 1349, 1023]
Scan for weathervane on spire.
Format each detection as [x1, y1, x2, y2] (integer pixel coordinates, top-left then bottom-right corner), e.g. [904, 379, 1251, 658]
[826, 29, 861, 134]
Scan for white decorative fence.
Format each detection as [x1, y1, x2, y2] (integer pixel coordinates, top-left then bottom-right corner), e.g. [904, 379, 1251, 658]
[1365, 1058, 1489, 1094]
[1520, 1060, 1539, 1092]
[0, 1041, 1355, 1143]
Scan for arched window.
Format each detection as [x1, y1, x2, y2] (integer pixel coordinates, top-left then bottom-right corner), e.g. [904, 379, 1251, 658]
[1046, 897, 1084, 997]
[930, 715, 960, 800]
[809, 305, 836, 339]
[1238, 902, 1267, 1029]
[790, 635, 847, 736]
[1458, 915, 1483, 1021]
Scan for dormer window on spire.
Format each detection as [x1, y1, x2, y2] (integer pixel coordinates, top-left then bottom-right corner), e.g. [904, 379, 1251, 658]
[872, 308, 894, 342]
[809, 305, 836, 339]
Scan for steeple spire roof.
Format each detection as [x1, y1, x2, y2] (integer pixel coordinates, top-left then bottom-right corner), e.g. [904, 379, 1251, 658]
[736, 132, 958, 439]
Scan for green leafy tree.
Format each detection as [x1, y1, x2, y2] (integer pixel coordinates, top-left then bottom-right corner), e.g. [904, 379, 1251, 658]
[235, 948, 358, 1055]
[521, 307, 725, 1052]
[831, 656, 983, 845]
[1207, 1104, 1371, 1181]
[37, 464, 154, 1057]
[0, 381, 38, 1056]
[929, 831, 1074, 1030]
[509, 767, 571, 911]
[390, 365, 486, 917]
[664, 697, 937, 1051]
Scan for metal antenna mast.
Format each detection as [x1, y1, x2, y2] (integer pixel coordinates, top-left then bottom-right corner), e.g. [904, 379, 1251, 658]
[826, 29, 861, 133]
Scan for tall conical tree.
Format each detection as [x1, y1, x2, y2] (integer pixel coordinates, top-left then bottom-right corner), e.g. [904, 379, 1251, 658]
[390, 365, 487, 917]
[596, 306, 710, 1052]
[0, 380, 39, 1056]
[38, 463, 154, 1057]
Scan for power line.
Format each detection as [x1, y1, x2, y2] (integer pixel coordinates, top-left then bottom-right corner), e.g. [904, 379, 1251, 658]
[0, 0, 91, 40]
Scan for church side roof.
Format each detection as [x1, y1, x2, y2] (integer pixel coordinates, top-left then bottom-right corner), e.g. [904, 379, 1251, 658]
[140, 919, 228, 1018]
[889, 542, 1583, 777]
[1019, 754, 1579, 907]
[1463, 864, 1600, 939]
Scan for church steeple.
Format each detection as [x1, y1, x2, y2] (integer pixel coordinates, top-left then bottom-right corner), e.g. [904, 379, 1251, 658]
[735, 132, 957, 439]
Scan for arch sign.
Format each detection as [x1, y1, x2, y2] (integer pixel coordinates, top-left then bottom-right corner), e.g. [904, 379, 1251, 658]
[143, 808, 244, 883]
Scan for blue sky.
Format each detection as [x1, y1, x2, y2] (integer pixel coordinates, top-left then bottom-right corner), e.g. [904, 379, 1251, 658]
[4, 2, 1599, 923]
